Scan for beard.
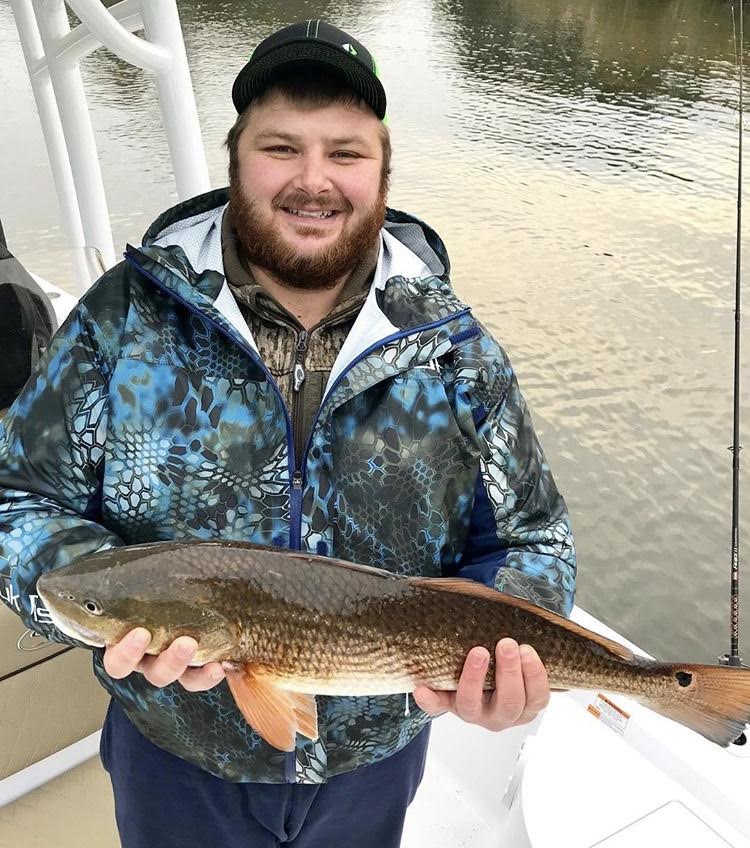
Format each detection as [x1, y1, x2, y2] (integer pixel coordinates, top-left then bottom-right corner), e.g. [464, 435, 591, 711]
[228, 180, 387, 291]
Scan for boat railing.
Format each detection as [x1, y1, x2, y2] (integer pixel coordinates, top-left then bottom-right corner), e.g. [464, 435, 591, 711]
[10, 0, 211, 294]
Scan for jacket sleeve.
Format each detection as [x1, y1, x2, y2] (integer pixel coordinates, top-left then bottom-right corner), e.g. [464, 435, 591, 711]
[453, 356, 576, 617]
[0, 299, 123, 645]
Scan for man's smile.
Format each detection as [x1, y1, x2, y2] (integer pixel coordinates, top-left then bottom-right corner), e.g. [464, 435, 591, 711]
[280, 207, 342, 224]
[283, 208, 338, 218]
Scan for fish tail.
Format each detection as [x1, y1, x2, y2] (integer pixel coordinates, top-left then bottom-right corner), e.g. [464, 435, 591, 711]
[637, 662, 750, 747]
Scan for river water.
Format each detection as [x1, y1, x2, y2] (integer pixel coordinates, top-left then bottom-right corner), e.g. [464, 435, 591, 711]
[1, 0, 748, 663]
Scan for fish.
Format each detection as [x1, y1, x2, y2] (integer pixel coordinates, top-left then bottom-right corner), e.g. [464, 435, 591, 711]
[36, 539, 750, 752]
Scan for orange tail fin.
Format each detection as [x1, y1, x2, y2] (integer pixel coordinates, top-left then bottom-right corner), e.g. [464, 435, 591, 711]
[637, 663, 750, 747]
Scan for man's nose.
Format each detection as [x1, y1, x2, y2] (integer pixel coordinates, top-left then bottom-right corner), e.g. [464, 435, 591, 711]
[293, 153, 333, 196]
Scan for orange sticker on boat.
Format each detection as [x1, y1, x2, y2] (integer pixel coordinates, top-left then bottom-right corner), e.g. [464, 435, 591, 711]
[587, 693, 630, 735]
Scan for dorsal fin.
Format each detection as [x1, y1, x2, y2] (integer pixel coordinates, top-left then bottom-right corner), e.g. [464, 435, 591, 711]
[410, 576, 636, 663]
[283, 550, 403, 580]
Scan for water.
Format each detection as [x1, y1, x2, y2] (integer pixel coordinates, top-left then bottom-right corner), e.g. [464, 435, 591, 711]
[1, 0, 748, 664]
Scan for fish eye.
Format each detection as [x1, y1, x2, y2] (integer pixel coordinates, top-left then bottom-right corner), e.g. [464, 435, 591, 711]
[83, 599, 103, 616]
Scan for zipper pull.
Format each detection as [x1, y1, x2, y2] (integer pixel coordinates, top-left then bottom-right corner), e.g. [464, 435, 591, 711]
[293, 330, 309, 392]
[292, 470, 303, 490]
[293, 363, 306, 392]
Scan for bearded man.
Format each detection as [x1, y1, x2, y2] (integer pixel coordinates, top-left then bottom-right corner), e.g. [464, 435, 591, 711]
[0, 20, 576, 848]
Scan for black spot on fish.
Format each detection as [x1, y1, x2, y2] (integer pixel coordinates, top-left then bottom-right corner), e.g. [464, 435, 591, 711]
[676, 671, 692, 687]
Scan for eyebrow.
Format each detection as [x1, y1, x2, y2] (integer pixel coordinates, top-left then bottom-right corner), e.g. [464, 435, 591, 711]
[254, 130, 372, 147]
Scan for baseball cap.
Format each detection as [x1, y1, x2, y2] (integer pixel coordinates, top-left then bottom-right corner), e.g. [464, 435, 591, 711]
[232, 20, 387, 120]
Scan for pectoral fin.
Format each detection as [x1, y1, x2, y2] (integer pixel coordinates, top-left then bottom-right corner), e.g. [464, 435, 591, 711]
[225, 664, 319, 752]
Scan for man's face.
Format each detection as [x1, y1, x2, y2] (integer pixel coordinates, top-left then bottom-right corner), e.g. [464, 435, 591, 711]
[229, 91, 387, 290]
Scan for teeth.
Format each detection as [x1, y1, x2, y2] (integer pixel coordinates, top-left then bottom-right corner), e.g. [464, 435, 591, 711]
[287, 209, 335, 219]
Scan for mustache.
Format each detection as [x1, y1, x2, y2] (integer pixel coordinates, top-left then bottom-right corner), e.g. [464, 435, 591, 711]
[275, 192, 352, 213]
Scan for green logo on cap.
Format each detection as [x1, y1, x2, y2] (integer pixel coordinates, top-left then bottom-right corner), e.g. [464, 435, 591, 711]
[342, 43, 358, 56]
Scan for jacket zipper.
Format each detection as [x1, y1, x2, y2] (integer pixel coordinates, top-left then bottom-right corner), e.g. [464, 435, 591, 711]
[291, 329, 309, 468]
[293, 329, 309, 392]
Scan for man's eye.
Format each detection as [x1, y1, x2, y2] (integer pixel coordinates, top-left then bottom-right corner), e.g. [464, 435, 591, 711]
[333, 151, 359, 159]
[267, 146, 294, 153]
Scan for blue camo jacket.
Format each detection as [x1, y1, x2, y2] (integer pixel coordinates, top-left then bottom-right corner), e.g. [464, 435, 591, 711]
[0, 188, 576, 783]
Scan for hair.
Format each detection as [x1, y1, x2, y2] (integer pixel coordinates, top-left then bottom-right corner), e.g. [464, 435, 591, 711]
[225, 65, 392, 193]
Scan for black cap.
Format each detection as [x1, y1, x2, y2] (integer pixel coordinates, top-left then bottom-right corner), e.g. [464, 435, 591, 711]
[232, 20, 387, 120]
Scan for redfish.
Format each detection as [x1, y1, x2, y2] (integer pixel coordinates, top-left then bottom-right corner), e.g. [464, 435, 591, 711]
[37, 540, 750, 751]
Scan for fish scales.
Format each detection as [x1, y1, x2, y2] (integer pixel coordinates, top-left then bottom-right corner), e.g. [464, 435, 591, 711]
[160, 544, 632, 693]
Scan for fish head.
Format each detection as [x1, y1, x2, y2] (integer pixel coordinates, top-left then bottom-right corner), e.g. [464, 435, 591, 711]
[37, 565, 125, 647]
[36, 545, 239, 658]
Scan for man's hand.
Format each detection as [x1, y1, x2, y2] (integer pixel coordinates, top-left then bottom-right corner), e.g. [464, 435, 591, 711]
[103, 628, 226, 692]
[412, 638, 550, 731]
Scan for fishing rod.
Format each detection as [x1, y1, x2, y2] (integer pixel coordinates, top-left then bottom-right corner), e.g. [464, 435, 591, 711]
[722, 1, 744, 671]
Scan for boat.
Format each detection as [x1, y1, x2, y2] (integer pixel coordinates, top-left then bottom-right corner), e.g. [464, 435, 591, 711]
[1, 2, 748, 847]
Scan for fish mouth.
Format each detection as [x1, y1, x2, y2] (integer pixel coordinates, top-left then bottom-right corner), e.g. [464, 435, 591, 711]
[49, 607, 106, 647]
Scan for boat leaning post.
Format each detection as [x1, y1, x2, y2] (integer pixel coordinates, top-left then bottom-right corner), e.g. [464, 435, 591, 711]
[10, 0, 211, 295]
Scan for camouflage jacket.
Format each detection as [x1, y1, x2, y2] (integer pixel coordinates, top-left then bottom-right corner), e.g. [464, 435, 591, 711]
[0, 188, 576, 784]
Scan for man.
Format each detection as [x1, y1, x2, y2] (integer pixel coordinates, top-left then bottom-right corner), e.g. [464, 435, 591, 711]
[0, 20, 576, 848]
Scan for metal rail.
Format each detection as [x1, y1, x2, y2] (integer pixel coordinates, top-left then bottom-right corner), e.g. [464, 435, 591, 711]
[10, 0, 211, 294]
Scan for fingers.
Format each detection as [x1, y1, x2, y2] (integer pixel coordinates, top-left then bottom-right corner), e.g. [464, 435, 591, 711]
[412, 646, 492, 718]
[412, 685, 453, 716]
[178, 662, 226, 692]
[489, 640, 550, 729]
[135, 637, 199, 688]
[103, 628, 152, 679]
[453, 646, 491, 722]
[445, 640, 551, 732]
[514, 644, 550, 725]
[487, 639, 527, 728]
[104, 627, 226, 692]
[389, 642, 552, 734]
[104, 631, 225, 691]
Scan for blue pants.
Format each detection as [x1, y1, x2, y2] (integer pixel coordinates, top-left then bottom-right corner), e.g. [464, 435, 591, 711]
[100, 700, 431, 847]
